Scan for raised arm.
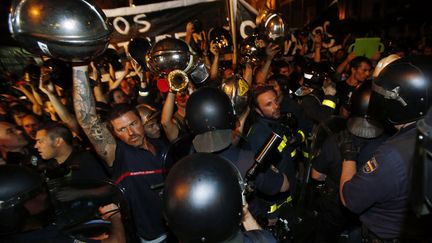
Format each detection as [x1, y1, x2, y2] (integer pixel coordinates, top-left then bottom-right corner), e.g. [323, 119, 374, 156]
[161, 92, 179, 142]
[255, 43, 279, 85]
[39, 70, 81, 135]
[73, 65, 117, 167]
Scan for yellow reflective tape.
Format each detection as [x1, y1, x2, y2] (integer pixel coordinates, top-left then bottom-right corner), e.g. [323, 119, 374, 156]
[297, 130, 305, 142]
[268, 196, 293, 213]
[322, 99, 336, 109]
[302, 151, 310, 158]
[291, 149, 297, 157]
[278, 140, 286, 152]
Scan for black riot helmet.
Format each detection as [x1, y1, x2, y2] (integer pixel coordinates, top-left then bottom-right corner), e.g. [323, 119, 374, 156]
[9, 0, 112, 62]
[128, 37, 152, 67]
[163, 153, 243, 243]
[295, 62, 333, 96]
[186, 87, 235, 135]
[347, 80, 384, 138]
[0, 165, 45, 235]
[371, 56, 432, 125]
[302, 62, 332, 89]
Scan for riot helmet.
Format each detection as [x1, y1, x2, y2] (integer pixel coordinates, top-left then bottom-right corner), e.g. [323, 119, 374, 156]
[186, 87, 235, 134]
[371, 56, 432, 125]
[163, 153, 243, 243]
[185, 87, 235, 152]
[9, 0, 112, 62]
[0, 165, 45, 235]
[347, 80, 384, 138]
[295, 62, 333, 96]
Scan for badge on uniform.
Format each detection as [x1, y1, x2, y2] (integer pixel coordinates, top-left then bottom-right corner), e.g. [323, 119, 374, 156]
[363, 157, 379, 173]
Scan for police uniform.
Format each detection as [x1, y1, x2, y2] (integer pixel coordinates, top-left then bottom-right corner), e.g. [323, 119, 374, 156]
[217, 145, 284, 196]
[312, 130, 388, 242]
[113, 140, 167, 242]
[343, 124, 429, 241]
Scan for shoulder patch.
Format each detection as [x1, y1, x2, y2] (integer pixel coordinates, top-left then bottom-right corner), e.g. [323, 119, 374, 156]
[363, 157, 379, 173]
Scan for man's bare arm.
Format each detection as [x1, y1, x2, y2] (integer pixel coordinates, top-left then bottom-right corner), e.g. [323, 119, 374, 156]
[73, 65, 117, 167]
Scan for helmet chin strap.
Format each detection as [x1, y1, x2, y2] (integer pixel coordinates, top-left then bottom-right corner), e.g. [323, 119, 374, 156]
[372, 83, 408, 107]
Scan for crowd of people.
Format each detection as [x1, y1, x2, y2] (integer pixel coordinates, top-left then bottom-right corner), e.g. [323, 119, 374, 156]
[1, 13, 432, 243]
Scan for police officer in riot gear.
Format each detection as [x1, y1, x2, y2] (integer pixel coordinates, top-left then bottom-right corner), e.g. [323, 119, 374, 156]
[310, 80, 389, 242]
[0, 165, 125, 242]
[164, 153, 277, 243]
[339, 56, 432, 242]
[185, 87, 289, 197]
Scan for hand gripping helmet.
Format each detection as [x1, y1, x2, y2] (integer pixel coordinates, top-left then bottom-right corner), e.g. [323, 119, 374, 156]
[163, 153, 243, 243]
[371, 56, 432, 125]
[0, 165, 45, 235]
[127, 37, 152, 67]
[9, 0, 112, 62]
[347, 80, 384, 138]
[186, 87, 235, 135]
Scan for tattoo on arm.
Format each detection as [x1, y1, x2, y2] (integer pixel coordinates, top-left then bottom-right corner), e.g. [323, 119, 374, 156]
[73, 67, 116, 165]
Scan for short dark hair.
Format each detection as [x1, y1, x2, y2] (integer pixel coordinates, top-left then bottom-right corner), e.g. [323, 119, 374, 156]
[252, 85, 277, 108]
[107, 88, 125, 105]
[106, 103, 140, 132]
[349, 56, 372, 70]
[40, 123, 73, 146]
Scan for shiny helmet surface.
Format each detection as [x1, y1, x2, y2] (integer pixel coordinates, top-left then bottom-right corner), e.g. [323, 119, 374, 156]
[221, 75, 251, 117]
[163, 153, 243, 243]
[146, 38, 197, 75]
[370, 56, 432, 125]
[9, 0, 112, 62]
[256, 8, 286, 44]
[239, 33, 266, 66]
[347, 80, 384, 138]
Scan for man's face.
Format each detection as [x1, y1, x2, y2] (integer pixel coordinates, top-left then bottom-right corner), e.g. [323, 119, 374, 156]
[35, 130, 57, 160]
[144, 119, 161, 139]
[110, 111, 145, 147]
[256, 90, 281, 120]
[113, 90, 129, 104]
[279, 66, 291, 77]
[22, 116, 40, 139]
[352, 62, 372, 82]
[0, 122, 28, 151]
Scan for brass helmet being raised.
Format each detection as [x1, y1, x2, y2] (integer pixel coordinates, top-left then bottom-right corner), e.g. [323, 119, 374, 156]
[256, 8, 286, 44]
[239, 33, 266, 66]
[146, 38, 197, 76]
